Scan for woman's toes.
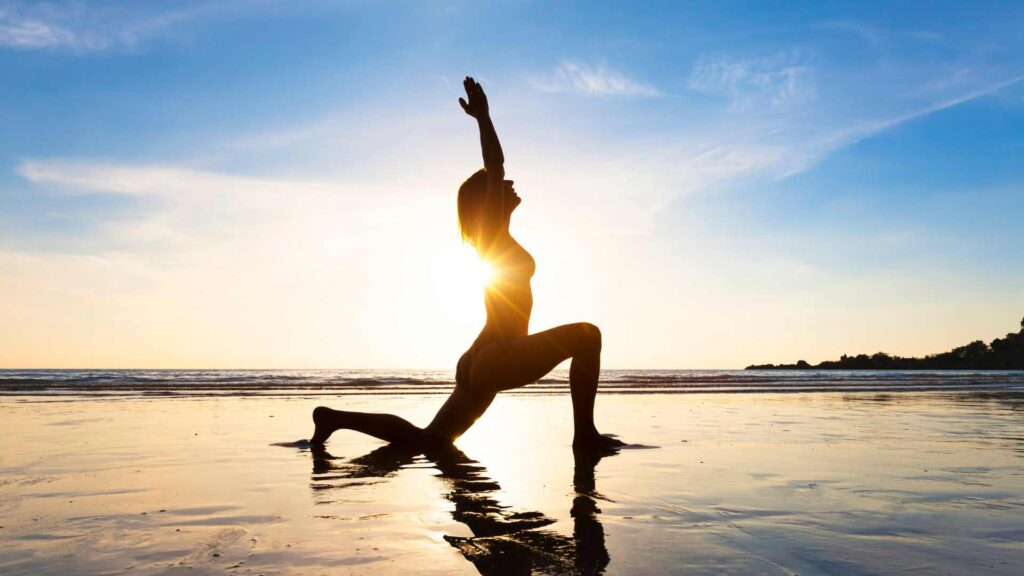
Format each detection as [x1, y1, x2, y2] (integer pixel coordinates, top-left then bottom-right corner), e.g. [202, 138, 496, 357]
[312, 406, 331, 423]
[310, 406, 334, 444]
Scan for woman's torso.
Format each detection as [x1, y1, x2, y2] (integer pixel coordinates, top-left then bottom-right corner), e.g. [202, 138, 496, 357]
[481, 235, 534, 341]
[460, 234, 535, 371]
[430, 235, 535, 440]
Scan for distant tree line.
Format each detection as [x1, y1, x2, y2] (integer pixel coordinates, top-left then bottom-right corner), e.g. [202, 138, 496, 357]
[746, 317, 1024, 370]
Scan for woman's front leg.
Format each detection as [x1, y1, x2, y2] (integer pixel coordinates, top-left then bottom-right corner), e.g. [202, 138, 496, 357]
[566, 323, 601, 441]
[477, 323, 623, 448]
[561, 324, 625, 450]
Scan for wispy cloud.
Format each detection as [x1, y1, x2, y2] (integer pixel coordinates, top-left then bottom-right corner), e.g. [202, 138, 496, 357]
[16, 160, 357, 198]
[814, 74, 1024, 160]
[0, 4, 107, 50]
[821, 21, 945, 50]
[0, 1, 228, 51]
[689, 51, 815, 110]
[532, 61, 663, 97]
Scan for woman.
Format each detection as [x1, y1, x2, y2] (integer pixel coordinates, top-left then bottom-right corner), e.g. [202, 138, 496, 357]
[310, 77, 622, 451]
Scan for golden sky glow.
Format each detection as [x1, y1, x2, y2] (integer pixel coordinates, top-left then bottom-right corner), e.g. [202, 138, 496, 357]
[3, 3, 1024, 369]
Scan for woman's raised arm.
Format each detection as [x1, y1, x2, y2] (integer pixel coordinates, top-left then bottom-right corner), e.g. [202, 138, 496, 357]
[460, 76, 506, 252]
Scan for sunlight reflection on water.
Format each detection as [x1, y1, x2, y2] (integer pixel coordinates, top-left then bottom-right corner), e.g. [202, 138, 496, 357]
[1, 390, 1022, 574]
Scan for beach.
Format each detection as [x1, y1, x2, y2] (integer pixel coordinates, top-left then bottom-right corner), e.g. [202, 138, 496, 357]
[2, 373, 1023, 575]
[6, 2, 1024, 574]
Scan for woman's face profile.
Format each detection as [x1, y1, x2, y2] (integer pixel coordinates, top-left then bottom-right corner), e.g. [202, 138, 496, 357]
[504, 180, 521, 212]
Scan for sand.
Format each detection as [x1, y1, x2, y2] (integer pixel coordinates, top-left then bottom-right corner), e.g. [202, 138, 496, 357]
[1, 390, 1023, 575]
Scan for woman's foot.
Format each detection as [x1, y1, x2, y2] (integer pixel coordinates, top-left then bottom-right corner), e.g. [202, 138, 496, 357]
[573, 431, 625, 453]
[309, 406, 338, 445]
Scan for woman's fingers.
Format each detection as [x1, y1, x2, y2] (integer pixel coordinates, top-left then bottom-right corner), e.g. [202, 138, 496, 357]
[460, 76, 485, 116]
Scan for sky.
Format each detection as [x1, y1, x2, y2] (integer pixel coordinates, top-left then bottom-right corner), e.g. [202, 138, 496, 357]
[1, 0, 1023, 369]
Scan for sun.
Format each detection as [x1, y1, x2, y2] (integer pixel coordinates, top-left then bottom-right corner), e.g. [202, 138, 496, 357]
[429, 245, 492, 330]
[471, 256, 497, 287]
[433, 245, 494, 287]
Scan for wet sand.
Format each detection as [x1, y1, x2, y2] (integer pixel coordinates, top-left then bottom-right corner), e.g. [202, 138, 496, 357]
[1, 390, 1023, 574]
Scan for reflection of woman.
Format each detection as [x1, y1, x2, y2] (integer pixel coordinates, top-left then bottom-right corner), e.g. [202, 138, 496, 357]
[309, 443, 614, 574]
[310, 77, 621, 450]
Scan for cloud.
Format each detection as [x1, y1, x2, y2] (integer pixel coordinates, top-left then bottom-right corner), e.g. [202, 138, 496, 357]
[688, 51, 815, 110]
[12, 158, 449, 254]
[16, 159, 358, 198]
[804, 74, 1024, 174]
[0, 1, 226, 52]
[532, 61, 663, 97]
[0, 6, 106, 50]
[821, 21, 945, 49]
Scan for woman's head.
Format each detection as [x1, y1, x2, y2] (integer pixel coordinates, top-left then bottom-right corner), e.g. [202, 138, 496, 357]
[457, 168, 520, 248]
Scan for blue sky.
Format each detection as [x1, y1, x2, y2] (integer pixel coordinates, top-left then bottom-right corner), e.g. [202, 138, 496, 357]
[1, 1, 1022, 368]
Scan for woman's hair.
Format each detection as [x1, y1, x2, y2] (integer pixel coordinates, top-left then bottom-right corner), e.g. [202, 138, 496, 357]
[457, 168, 488, 248]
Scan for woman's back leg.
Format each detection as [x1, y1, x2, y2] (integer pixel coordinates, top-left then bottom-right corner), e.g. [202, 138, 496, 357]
[310, 406, 424, 445]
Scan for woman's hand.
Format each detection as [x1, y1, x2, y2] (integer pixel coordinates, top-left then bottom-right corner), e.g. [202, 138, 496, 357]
[459, 76, 489, 120]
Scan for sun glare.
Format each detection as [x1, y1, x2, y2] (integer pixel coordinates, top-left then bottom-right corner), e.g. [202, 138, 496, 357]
[474, 258, 497, 287]
[430, 245, 491, 331]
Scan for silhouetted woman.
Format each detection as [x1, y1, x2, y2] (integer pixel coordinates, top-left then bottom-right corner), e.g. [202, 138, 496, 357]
[310, 77, 622, 450]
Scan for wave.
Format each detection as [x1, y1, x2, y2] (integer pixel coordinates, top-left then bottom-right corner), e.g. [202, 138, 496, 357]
[1, 369, 1023, 398]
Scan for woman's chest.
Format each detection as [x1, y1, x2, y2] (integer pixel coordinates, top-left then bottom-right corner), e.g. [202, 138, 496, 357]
[490, 240, 535, 280]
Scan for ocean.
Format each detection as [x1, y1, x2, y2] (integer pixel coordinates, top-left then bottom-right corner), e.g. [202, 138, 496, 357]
[2, 368, 1024, 397]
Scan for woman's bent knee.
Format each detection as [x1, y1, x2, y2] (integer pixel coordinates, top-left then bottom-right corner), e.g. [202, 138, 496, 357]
[578, 322, 602, 351]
